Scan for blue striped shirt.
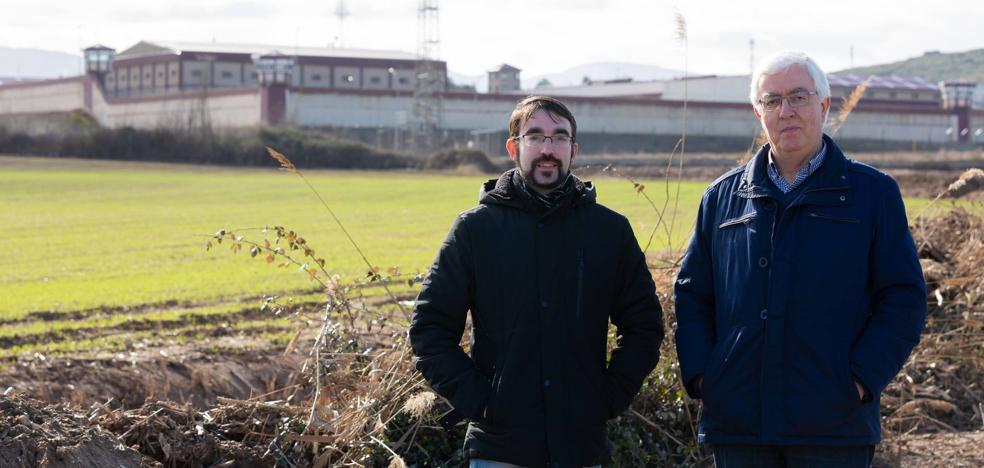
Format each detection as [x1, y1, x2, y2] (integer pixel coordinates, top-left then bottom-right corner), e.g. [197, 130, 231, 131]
[767, 142, 827, 193]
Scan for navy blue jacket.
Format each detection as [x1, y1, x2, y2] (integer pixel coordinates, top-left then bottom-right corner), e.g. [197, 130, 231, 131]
[675, 136, 926, 445]
[410, 169, 664, 466]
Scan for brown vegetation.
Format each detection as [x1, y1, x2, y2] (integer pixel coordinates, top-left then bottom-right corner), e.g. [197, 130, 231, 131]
[1, 162, 982, 467]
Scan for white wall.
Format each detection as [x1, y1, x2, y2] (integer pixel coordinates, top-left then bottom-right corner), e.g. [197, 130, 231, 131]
[0, 79, 86, 114]
[661, 76, 752, 103]
[91, 88, 262, 128]
[0, 76, 969, 145]
[834, 110, 953, 144]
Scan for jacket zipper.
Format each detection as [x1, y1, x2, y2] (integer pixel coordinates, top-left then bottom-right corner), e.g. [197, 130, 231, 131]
[575, 250, 584, 321]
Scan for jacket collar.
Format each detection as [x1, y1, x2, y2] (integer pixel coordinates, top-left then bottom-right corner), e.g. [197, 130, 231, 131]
[737, 134, 851, 206]
[479, 168, 596, 215]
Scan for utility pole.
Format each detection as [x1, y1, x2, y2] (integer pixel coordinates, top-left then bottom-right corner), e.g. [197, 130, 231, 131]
[411, 0, 443, 155]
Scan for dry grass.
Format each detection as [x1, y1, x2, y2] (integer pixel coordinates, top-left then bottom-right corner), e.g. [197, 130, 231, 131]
[829, 78, 870, 135]
[943, 168, 984, 199]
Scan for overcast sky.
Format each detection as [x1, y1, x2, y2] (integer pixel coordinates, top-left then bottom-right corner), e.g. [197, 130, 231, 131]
[2, 0, 982, 77]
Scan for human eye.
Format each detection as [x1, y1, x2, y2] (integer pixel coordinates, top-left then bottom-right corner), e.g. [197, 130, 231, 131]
[524, 134, 546, 144]
[553, 135, 571, 144]
[788, 91, 809, 106]
[761, 96, 781, 110]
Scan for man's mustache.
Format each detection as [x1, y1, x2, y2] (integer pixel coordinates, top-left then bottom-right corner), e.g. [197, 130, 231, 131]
[531, 155, 562, 166]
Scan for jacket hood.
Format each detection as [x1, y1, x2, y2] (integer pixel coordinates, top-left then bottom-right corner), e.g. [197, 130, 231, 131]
[479, 168, 596, 211]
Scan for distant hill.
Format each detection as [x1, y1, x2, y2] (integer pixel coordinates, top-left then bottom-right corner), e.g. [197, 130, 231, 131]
[0, 47, 81, 80]
[839, 48, 984, 82]
[449, 62, 688, 93]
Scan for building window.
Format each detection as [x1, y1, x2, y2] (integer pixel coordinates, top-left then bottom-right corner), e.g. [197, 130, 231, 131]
[145, 72, 151, 79]
[171, 70, 177, 76]
[912, 92, 920, 99]
[889, 91, 897, 98]
[157, 71, 164, 78]
[221, 71, 234, 79]
[191, 70, 203, 78]
[398, 77, 409, 85]
[369, 76, 381, 84]
[311, 74, 322, 81]
[250, 72, 258, 79]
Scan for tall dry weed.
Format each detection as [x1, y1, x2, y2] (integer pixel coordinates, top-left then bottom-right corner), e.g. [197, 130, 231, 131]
[828, 78, 869, 136]
[943, 168, 984, 199]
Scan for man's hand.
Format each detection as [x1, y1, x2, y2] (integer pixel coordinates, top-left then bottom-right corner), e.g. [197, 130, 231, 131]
[854, 379, 865, 401]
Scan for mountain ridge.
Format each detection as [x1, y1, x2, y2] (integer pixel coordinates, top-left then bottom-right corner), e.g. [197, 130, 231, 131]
[838, 48, 984, 83]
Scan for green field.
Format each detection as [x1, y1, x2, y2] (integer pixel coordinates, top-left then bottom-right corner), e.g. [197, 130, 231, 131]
[0, 156, 953, 358]
[0, 157, 707, 322]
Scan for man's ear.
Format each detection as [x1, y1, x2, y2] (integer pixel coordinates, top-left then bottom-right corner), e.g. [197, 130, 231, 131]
[752, 104, 762, 121]
[571, 142, 578, 163]
[820, 96, 831, 121]
[506, 138, 518, 161]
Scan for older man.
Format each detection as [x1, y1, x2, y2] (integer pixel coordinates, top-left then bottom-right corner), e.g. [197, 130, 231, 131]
[675, 51, 926, 467]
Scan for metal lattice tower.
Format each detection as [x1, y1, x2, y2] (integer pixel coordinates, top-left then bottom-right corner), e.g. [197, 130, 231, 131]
[333, 0, 350, 47]
[411, 0, 443, 154]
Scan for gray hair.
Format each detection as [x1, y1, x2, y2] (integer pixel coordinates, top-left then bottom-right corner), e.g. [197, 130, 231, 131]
[749, 51, 831, 106]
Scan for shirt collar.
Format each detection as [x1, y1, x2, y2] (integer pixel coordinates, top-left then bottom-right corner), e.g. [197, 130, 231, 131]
[767, 141, 827, 193]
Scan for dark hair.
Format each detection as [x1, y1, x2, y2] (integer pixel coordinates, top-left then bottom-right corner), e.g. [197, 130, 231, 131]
[507, 95, 577, 141]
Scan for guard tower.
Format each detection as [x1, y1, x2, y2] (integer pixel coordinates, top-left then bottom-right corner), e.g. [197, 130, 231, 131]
[940, 80, 976, 143]
[255, 53, 296, 125]
[82, 44, 116, 86]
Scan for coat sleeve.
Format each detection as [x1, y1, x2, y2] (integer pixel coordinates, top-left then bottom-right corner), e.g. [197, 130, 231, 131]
[605, 216, 665, 418]
[849, 176, 927, 400]
[409, 214, 490, 420]
[674, 188, 718, 399]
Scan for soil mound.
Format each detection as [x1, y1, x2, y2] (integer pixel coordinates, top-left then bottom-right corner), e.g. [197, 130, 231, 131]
[95, 398, 302, 467]
[0, 392, 155, 467]
[1, 349, 305, 409]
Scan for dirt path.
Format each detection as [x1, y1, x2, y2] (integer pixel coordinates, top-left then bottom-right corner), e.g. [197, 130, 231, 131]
[876, 431, 984, 467]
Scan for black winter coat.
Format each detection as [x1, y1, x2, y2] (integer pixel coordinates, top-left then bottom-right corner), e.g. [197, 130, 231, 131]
[409, 169, 664, 467]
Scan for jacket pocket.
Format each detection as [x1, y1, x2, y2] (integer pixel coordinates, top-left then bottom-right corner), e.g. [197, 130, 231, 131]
[718, 212, 757, 229]
[700, 326, 761, 436]
[702, 327, 743, 386]
[784, 355, 863, 436]
[808, 212, 861, 224]
[484, 369, 502, 424]
[575, 350, 610, 424]
[575, 250, 584, 321]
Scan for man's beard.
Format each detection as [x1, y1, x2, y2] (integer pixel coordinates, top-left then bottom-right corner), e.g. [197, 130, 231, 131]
[518, 154, 569, 192]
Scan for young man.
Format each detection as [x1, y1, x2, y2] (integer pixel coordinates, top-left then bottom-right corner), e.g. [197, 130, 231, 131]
[675, 52, 927, 467]
[410, 96, 664, 467]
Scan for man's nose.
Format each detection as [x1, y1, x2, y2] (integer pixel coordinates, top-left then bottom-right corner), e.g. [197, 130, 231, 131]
[778, 98, 796, 117]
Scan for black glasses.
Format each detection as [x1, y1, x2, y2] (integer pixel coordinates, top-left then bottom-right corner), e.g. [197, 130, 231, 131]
[757, 90, 819, 111]
[513, 134, 573, 147]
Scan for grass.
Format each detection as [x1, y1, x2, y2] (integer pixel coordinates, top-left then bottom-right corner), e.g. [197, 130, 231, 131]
[0, 155, 968, 359]
[0, 156, 704, 324]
